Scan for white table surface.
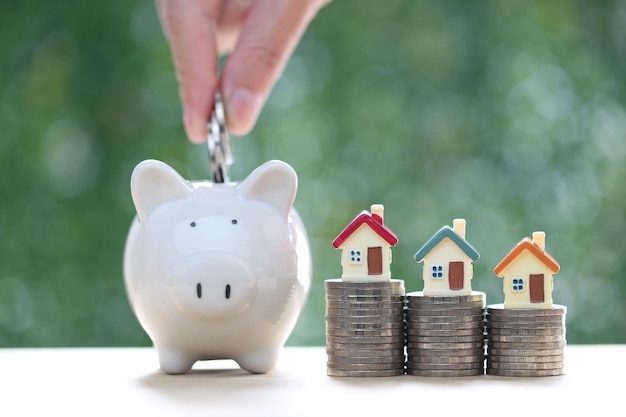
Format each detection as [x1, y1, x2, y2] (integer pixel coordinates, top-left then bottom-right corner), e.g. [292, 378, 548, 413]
[1, 345, 622, 416]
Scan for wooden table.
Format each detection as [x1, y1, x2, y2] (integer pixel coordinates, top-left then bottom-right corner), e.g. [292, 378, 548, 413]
[1, 345, 622, 416]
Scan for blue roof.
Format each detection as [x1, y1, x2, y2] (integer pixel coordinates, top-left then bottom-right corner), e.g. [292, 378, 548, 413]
[414, 225, 480, 262]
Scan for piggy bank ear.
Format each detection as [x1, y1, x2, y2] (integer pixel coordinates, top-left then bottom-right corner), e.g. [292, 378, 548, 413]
[130, 159, 193, 222]
[238, 160, 297, 217]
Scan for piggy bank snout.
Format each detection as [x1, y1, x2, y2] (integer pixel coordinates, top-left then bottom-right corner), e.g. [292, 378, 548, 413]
[170, 253, 257, 320]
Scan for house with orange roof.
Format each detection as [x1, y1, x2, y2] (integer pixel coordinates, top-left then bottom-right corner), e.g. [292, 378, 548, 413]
[332, 204, 398, 282]
[493, 231, 560, 309]
[414, 219, 480, 296]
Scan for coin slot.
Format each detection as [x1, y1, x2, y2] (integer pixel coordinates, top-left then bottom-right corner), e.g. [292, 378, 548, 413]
[225, 284, 231, 299]
[196, 283, 202, 299]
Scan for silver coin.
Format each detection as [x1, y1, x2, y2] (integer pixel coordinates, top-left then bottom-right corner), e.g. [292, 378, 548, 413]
[486, 304, 566, 316]
[405, 321, 484, 331]
[327, 355, 406, 365]
[327, 368, 405, 377]
[326, 294, 405, 302]
[487, 347, 564, 356]
[406, 311, 483, 323]
[406, 361, 483, 371]
[406, 334, 485, 343]
[486, 340, 566, 349]
[406, 347, 484, 357]
[325, 278, 405, 287]
[487, 334, 565, 343]
[406, 328, 484, 337]
[327, 348, 405, 357]
[487, 358, 564, 369]
[326, 307, 405, 317]
[326, 321, 405, 330]
[406, 298, 485, 307]
[327, 362, 404, 371]
[327, 342, 406, 350]
[326, 315, 402, 323]
[406, 307, 485, 316]
[327, 328, 405, 337]
[406, 341, 484, 350]
[406, 291, 486, 303]
[485, 320, 564, 329]
[407, 368, 483, 377]
[326, 300, 405, 309]
[326, 335, 404, 345]
[486, 315, 565, 325]
[407, 353, 485, 363]
[486, 367, 564, 377]
[487, 327, 565, 336]
[486, 354, 564, 363]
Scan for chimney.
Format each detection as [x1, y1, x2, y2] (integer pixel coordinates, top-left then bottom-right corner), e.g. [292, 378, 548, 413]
[532, 231, 546, 251]
[371, 204, 384, 224]
[453, 219, 466, 239]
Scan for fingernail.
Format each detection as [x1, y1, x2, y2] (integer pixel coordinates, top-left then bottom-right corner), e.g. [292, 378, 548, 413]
[225, 87, 263, 135]
[184, 111, 207, 144]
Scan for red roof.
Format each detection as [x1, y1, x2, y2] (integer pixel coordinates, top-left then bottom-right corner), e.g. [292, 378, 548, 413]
[493, 238, 560, 276]
[332, 210, 398, 248]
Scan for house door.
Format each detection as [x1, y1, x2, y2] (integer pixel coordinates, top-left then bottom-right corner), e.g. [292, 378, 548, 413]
[368, 247, 383, 275]
[449, 261, 464, 290]
[529, 274, 545, 303]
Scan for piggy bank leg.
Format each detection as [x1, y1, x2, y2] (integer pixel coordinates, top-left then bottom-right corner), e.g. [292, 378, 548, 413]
[156, 345, 195, 374]
[236, 348, 280, 374]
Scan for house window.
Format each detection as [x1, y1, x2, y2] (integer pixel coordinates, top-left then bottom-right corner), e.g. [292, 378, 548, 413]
[349, 249, 362, 264]
[512, 278, 525, 292]
[431, 265, 443, 279]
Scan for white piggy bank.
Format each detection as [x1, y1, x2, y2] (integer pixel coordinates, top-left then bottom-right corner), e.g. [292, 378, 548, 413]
[123, 159, 311, 374]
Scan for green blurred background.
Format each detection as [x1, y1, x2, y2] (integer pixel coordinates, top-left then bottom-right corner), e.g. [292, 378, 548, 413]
[1, 0, 625, 347]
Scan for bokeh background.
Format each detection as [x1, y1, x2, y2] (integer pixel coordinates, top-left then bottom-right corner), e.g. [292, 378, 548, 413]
[1, 0, 625, 347]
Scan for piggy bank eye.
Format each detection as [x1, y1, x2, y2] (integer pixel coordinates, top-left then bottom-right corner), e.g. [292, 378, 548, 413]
[231, 219, 238, 225]
[190, 221, 196, 228]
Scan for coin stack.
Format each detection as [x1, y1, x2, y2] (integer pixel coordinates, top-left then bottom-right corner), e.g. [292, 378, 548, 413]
[405, 291, 486, 377]
[325, 279, 406, 377]
[485, 304, 566, 377]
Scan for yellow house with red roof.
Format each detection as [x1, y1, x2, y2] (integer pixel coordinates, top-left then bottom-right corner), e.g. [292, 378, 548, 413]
[493, 231, 560, 309]
[332, 204, 398, 282]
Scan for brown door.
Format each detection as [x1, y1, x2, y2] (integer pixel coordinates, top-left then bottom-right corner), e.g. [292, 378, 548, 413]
[368, 247, 383, 275]
[530, 274, 545, 303]
[449, 261, 464, 290]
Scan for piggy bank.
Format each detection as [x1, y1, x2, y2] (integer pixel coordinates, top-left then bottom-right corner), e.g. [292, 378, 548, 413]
[123, 159, 312, 374]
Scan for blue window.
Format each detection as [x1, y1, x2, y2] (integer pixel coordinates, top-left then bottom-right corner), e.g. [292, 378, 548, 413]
[432, 265, 443, 279]
[512, 278, 525, 292]
[350, 249, 362, 264]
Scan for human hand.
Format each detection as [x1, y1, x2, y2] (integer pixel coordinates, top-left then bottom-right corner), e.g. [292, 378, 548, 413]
[156, 0, 331, 142]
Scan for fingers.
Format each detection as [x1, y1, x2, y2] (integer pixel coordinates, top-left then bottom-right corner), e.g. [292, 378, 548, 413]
[221, 0, 331, 135]
[156, 0, 223, 143]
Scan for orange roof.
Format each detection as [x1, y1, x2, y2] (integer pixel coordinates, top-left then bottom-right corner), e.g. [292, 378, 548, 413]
[493, 238, 560, 276]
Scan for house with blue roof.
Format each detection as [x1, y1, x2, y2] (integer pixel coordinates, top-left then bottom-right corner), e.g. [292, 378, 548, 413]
[414, 219, 480, 296]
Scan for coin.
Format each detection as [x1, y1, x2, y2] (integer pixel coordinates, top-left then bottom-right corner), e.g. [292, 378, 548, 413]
[487, 327, 565, 336]
[327, 348, 405, 357]
[406, 314, 484, 324]
[486, 347, 564, 356]
[406, 360, 483, 370]
[326, 315, 403, 323]
[326, 301, 405, 309]
[327, 355, 405, 365]
[406, 291, 486, 303]
[327, 368, 405, 377]
[327, 362, 404, 371]
[487, 340, 566, 349]
[485, 354, 564, 363]
[326, 328, 405, 337]
[327, 342, 406, 350]
[407, 368, 483, 377]
[409, 352, 484, 363]
[326, 335, 404, 345]
[486, 334, 565, 343]
[487, 359, 564, 370]
[406, 307, 485, 316]
[486, 367, 564, 377]
[405, 321, 484, 331]
[406, 341, 484, 350]
[485, 320, 564, 329]
[486, 304, 566, 316]
[406, 334, 485, 343]
[326, 307, 405, 317]
[326, 321, 405, 330]
[325, 294, 405, 302]
[325, 278, 405, 287]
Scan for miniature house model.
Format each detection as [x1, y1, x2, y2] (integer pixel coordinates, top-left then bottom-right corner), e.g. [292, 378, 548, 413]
[493, 231, 560, 309]
[414, 219, 480, 296]
[332, 204, 398, 282]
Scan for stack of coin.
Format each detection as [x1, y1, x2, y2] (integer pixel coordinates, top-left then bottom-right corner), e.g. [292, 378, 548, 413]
[325, 279, 406, 377]
[405, 291, 486, 377]
[485, 304, 566, 377]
